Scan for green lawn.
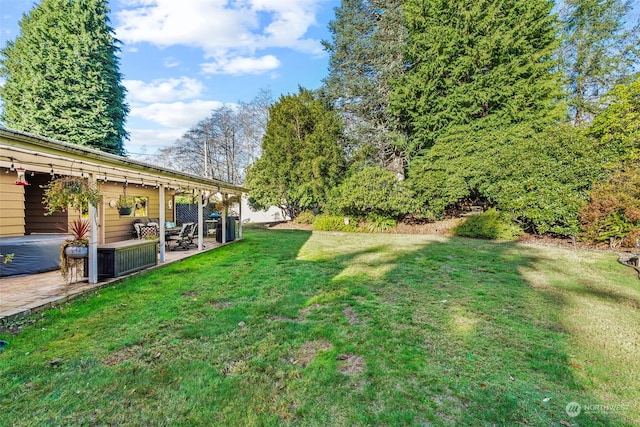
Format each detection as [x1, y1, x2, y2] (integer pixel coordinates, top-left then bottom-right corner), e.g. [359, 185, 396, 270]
[1, 227, 639, 426]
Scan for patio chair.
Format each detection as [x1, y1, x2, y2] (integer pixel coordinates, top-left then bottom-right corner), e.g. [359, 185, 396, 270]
[167, 222, 196, 250]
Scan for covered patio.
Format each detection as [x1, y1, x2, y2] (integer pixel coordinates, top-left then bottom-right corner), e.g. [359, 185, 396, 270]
[0, 127, 246, 293]
[0, 234, 229, 321]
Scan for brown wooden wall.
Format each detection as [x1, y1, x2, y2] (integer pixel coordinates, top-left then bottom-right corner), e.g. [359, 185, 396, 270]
[0, 168, 25, 236]
[101, 183, 174, 243]
[25, 173, 68, 234]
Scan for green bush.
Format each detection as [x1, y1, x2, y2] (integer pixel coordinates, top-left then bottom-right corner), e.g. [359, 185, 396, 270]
[453, 209, 523, 240]
[325, 166, 418, 218]
[364, 214, 397, 232]
[409, 123, 602, 236]
[580, 165, 640, 247]
[312, 215, 358, 232]
[294, 210, 316, 225]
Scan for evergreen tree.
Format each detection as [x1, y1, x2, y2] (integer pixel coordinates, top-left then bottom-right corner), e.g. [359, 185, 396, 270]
[558, 0, 640, 126]
[322, 0, 407, 177]
[587, 77, 640, 164]
[390, 0, 562, 158]
[0, 0, 128, 155]
[245, 88, 345, 218]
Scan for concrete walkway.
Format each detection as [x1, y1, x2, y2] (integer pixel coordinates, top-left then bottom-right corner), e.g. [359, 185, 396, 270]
[0, 237, 229, 321]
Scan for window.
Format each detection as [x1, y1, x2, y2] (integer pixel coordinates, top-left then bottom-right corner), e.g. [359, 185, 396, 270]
[134, 196, 148, 217]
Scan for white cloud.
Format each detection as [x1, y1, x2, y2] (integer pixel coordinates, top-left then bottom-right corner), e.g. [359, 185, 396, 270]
[115, 0, 326, 75]
[126, 128, 186, 151]
[163, 57, 180, 68]
[130, 100, 224, 127]
[201, 55, 281, 75]
[124, 77, 204, 103]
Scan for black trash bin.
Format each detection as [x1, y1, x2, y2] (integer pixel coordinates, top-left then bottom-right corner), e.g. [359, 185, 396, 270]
[215, 217, 236, 243]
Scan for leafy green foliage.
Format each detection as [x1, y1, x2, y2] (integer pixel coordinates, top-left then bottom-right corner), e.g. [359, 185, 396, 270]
[453, 209, 523, 240]
[245, 88, 345, 218]
[326, 166, 417, 219]
[311, 215, 358, 232]
[364, 214, 397, 232]
[410, 123, 603, 235]
[580, 165, 640, 246]
[42, 176, 101, 215]
[0, 0, 128, 154]
[391, 0, 563, 158]
[586, 78, 640, 165]
[293, 210, 316, 225]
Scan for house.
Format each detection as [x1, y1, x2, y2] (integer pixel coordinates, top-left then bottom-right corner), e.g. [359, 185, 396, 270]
[0, 126, 246, 282]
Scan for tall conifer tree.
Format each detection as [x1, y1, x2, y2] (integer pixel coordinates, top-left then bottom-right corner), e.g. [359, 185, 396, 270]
[390, 0, 562, 158]
[558, 0, 640, 125]
[245, 88, 345, 218]
[0, 0, 128, 155]
[322, 0, 407, 177]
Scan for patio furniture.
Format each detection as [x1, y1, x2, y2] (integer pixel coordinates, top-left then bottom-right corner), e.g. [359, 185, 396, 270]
[139, 224, 159, 239]
[83, 239, 158, 278]
[167, 222, 196, 250]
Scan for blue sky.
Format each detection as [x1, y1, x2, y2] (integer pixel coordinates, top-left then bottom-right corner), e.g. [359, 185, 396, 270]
[0, 0, 340, 159]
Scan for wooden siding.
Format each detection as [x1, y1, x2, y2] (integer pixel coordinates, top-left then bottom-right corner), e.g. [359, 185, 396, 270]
[0, 168, 25, 236]
[25, 173, 67, 234]
[102, 184, 174, 243]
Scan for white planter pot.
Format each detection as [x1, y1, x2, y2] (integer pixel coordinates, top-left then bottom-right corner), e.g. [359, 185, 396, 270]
[65, 245, 88, 259]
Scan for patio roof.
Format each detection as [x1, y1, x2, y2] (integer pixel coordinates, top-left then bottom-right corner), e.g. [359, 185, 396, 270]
[0, 126, 247, 284]
[0, 126, 247, 194]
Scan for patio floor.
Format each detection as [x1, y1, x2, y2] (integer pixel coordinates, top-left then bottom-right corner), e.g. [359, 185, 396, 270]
[0, 236, 231, 321]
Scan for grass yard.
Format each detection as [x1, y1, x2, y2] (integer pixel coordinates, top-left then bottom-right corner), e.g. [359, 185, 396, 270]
[1, 227, 639, 426]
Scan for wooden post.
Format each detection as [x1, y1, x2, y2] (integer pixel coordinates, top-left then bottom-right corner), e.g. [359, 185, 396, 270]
[159, 184, 166, 263]
[238, 193, 243, 239]
[198, 189, 204, 250]
[88, 173, 98, 284]
[222, 194, 227, 244]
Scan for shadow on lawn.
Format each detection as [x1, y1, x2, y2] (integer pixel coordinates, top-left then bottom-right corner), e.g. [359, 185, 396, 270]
[313, 235, 632, 426]
[0, 228, 634, 426]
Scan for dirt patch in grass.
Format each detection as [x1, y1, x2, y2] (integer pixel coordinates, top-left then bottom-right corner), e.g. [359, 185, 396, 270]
[103, 345, 143, 366]
[336, 353, 365, 376]
[343, 305, 361, 326]
[181, 291, 199, 297]
[291, 339, 333, 368]
[297, 304, 321, 321]
[208, 300, 234, 310]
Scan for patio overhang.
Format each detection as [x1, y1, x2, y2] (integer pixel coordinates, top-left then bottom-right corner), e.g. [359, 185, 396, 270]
[0, 127, 247, 195]
[0, 126, 248, 284]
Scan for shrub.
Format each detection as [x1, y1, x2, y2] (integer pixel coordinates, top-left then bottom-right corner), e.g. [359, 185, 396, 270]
[325, 166, 418, 218]
[409, 123, 602, 236]
[294, 210, 316, 225]
[364, 214, 397, 232]
[453, 208, 523, 240]
[312, 215, 358, 232]
[580, 165, 640, 247]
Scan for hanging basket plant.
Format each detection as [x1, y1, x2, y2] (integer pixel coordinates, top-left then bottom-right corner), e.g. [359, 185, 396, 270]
[215, 195, 240, 211]
[115, 194, 136, 215]
[42, 176, 101, 215]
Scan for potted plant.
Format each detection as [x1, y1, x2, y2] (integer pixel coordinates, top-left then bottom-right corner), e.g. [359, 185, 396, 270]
[116, 195, 136, 216]
[60, 219, 90, 279]
[42, 176, 101, 215]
